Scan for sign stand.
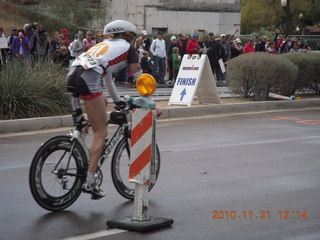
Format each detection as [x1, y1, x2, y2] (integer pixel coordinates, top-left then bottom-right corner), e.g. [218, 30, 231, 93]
[169, 54, 221, 106]
[0, 37, 8, 67]
[107, 108, 173, 233]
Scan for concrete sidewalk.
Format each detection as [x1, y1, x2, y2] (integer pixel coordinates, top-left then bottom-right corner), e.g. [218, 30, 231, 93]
[1, 98, 319, 134]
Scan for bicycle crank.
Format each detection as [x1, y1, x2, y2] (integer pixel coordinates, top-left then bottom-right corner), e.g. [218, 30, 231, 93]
[95, 167, 103, 187]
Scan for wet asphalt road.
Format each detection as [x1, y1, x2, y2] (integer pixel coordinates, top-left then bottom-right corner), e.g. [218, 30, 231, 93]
[0, 109, 319, 240]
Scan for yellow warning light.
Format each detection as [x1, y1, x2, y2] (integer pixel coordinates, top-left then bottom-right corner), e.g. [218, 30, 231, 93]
[136, 74, 157, 96]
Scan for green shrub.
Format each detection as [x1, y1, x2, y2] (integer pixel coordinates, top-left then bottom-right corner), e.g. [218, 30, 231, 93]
[0, 60, 72, 120]
[227, 52, 298, 97]
[308, 53, 320, 94]
[278, 52, 314, 92]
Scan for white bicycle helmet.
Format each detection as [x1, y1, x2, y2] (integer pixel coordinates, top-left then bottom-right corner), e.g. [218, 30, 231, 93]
[103, 20, 137, 36]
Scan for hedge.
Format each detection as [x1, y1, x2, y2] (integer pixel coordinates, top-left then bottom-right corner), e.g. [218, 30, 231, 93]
[278, 52, 315, 92]
[227, 52, 298, 97]
[307, 53, 320, 94]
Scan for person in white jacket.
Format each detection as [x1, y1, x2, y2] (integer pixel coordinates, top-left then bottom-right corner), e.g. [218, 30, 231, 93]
[150, 31, 166, 84]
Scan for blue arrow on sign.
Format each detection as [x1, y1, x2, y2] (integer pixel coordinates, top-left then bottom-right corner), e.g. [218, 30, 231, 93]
[180, 88, 187, 101]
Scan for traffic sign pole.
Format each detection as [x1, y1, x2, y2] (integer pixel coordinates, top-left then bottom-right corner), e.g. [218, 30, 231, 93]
[107, 100, 173, 233]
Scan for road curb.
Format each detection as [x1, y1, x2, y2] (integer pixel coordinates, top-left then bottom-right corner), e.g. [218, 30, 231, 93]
[0, 99, 319, 134]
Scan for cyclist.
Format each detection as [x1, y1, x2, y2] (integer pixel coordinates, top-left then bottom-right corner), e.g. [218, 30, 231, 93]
[66, 20, 143, 199]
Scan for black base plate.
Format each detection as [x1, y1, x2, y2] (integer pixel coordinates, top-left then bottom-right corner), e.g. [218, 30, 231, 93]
[107, 216, 174, 233]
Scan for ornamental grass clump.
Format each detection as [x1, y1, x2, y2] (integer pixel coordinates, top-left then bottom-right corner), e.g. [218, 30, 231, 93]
[227, 52, 298, 98]
[0, 60, 71, 120]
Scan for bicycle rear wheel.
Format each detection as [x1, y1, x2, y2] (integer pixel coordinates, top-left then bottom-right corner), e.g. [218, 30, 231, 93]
[29, 136, 86, 211]
[111, 136, 161, 200]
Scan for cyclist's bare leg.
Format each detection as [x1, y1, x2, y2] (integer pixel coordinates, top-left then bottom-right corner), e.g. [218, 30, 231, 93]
[84, 94, 108, 175]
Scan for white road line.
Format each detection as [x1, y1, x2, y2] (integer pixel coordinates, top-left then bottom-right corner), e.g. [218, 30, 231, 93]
[63, 229, 127, 240]
[0, 164, 31, 171]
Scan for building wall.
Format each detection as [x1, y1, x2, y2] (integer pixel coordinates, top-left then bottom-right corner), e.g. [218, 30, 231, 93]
[106, 0, 240, 35]
[145, 8, 240, 35]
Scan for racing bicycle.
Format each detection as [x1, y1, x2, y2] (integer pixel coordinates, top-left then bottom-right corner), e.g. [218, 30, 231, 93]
[29, 99, 160, 211]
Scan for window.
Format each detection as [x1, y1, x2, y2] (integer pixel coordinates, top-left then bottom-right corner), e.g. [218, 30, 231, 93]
[152, 27, 168, 34]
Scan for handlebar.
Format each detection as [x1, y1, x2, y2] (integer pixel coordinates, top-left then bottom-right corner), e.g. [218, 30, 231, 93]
[114, 95, 162, 117]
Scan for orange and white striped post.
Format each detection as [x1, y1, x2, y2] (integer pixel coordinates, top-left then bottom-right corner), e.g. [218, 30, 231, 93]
[129, 108, 155, 221]
[107, 75, 173, 232]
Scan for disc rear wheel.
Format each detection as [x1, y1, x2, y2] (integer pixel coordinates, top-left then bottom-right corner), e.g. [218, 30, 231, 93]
[29, 136, 86, 211]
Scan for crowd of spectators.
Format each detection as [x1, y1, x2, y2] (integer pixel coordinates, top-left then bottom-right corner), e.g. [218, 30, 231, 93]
[0, 24, 319, 84]
[0, 23, 101, 69]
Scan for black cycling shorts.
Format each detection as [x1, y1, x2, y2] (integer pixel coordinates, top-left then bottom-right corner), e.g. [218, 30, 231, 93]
[66, 66, 103, 100]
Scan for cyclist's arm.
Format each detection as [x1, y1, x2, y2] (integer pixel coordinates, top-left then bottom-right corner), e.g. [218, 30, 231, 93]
[127, 45, 142, 81]
[103, 72, 121, 103]
[104, 45, 142, 103]
[130, 62, 142, 80]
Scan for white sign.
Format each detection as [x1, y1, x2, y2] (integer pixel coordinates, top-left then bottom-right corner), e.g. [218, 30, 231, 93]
[0, 37, 8, 49]
[169, 54, 221, 106]
[219, 58, 226, 73]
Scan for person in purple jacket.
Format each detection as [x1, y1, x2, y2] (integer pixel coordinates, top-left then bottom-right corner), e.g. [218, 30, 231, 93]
[11, 30, 29, 59]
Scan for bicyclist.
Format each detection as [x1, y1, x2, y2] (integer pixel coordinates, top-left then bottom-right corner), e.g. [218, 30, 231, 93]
[66, 20, 143, 199]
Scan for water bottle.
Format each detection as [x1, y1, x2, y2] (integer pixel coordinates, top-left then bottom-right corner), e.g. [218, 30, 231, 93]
[133, 96, 156, 109]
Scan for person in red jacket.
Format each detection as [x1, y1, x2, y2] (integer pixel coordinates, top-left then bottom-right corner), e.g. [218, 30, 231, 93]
[186, 33, 200, 55]
[243, 38, 255, 54]
[61, 28, 70, 46]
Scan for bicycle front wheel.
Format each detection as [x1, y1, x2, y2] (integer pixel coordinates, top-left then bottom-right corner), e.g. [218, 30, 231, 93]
[111, 136, 161, 200]
[29, 136, 86, 211]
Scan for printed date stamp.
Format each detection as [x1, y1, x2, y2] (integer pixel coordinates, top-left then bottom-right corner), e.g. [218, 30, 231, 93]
[211, 210, 309, 220]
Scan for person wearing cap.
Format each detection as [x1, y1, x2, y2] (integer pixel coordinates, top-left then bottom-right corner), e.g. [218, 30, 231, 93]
[150, 31, 166, 84]
[303, 40, 311, 52]
[61, 28, 70, 46]
[230, 41, 241, 59]
[167, 35, 179, 83]
[220, 34, 231, 60]
[243, 38, 255, 53]
[29, 23, 48, 63]
[234, 38, 243, 53]
[11, 29, 30, 59]
[6, 26, 18, 60]
[141, 30, 152, 52]
[186, 33, 200, 55]
[219, 33, 230, 82]
[68, 33, 79, 58]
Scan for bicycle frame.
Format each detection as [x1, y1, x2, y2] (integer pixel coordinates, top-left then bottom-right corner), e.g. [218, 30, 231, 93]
[99, 122, 130, 166]
[67, 110, 132, 170]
